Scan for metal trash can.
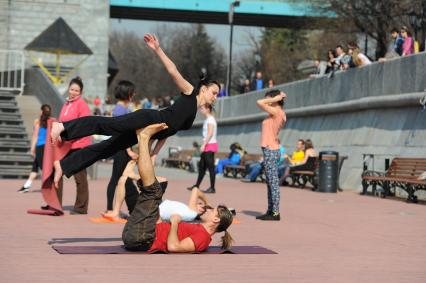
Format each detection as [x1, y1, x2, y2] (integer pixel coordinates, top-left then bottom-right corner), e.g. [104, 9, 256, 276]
[318, 151, 339, 193]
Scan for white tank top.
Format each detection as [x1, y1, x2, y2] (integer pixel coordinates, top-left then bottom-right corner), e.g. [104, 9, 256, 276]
[159, 199, 198, 222]
[202, 115, 217, 144]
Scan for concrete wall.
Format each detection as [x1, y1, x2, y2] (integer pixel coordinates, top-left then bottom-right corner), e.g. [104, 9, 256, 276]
[0, 0, 109, 98]
[164, 53, 426, 190]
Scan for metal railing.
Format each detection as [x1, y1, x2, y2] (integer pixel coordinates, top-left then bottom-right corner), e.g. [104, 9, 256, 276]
[0, 50, 25, 95]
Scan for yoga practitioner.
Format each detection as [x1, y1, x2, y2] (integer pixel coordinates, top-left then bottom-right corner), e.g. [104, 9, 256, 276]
[122, 123, 233, 252]
[50, 34, 220, 187]
[102, 159, 209, 222]
[255, 90, 286, 221]
[18, 104, 52, 193]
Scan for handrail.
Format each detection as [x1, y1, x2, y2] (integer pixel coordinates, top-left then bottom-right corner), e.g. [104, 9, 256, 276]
[0, 50, 25, 95]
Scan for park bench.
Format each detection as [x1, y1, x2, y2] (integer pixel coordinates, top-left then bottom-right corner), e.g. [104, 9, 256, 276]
[361, 157, 426, 203]
[162, 149, 194, 170]
[223, 153, 263, 178]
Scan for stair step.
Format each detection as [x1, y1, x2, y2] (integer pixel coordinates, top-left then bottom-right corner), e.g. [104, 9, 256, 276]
[0, 108, 19, 114]
[0, 144, 30, 153]
[0, 168, 31, 179]
[0, 120, 24, 127]
[0, 132, 28, 139]
[0, 101, 17, 107]
[0, 153, 33, 162]
[0, 113, 21, 119]
[0, 138, 30, 146]
[0, 125, 26, 134]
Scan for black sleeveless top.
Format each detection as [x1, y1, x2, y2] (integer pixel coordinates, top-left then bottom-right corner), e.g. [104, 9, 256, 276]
[152, 86, 198, 140]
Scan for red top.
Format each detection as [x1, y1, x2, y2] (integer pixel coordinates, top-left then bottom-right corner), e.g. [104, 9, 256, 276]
[149, 222, 212, 252]
[59, 96, 92, 150]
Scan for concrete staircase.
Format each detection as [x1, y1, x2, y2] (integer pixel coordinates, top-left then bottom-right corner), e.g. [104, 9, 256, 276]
[0, 91, 33, 178]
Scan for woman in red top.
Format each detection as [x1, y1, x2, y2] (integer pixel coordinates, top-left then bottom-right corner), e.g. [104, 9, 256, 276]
[56, 77, 92, 214]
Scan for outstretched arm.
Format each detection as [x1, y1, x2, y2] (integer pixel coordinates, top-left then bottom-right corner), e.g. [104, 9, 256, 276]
[144, 34, 194, 95]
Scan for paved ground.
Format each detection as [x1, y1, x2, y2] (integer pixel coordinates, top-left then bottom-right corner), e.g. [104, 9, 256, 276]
[1, 165, 425, 283]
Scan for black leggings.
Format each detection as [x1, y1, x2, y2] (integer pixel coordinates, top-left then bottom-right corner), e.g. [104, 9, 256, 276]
[60, 110, 175, 178]
[106, 150, 138, 213]
[195, 151, 216, 189]
[31, 145, 45, 173]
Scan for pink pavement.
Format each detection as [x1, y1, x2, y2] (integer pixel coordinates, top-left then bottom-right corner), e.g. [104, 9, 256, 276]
[1, 174, 425, 283]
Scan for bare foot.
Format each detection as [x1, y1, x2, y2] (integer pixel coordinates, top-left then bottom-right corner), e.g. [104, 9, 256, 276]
[101, 211, 119, 219]
[122, 160, 139, 180]
[51, 122, 64, 144]
[53, 160, 63, 188]
[137, 123, 168, 140]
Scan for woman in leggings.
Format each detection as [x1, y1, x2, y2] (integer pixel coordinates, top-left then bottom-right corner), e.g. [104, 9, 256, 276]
[18, 104, 52, 193]
[188, 104, 218, 193]
[50, 34, 220, 186]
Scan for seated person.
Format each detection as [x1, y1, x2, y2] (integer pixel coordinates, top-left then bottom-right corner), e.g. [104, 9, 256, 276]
[242, 145, 286, 182]
[188, 141, 201, 173]
[280, 139, 317, 185]
[102, 160, 208, 222]
[122, 123, 234, 252]
[216, 142, 245, 175]
[279, 139, 305, 184]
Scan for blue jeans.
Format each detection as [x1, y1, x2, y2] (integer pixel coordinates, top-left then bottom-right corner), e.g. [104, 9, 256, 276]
[216, 158, 238, 174]
[246, 162, 263, 181]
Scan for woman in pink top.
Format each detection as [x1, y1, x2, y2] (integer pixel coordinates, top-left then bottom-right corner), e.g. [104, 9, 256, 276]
[255, 89, 286, 221]
[401, 26, 414, 56]
[57, 77, 92, 214]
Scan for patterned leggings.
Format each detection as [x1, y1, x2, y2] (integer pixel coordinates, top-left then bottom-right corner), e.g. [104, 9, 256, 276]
[262, 147, 281, 213]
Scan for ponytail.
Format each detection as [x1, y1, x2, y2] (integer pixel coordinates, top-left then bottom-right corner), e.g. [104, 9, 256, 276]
[221, 230, 234, 250]
[39, 104, 51, 128]
[216, 205, 234, 250]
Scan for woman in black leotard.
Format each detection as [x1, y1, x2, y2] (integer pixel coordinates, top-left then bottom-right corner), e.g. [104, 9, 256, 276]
[51, 34, 220, 186]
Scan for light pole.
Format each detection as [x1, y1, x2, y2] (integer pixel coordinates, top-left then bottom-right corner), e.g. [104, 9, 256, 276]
[226, 1, 240, 97]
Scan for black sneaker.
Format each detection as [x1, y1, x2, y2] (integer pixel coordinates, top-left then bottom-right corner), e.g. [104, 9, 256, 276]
[258, 212, 280, 221]
[203, 187, 216, 194]
[17, 186, 29, 193]
[255, 211, 272, 219]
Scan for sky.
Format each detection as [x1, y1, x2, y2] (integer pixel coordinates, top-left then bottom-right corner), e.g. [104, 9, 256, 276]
[110, 18, 263, 55]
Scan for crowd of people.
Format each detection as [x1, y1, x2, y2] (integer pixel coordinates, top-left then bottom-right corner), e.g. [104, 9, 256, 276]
[311, 26, 417, 78]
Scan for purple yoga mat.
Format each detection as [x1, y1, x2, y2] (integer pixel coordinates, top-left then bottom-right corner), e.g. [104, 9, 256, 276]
[52, 245, 277, 254]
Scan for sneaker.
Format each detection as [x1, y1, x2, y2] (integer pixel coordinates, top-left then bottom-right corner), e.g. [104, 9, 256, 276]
[255, 211, 272, 219]
[203, 187, 216, 194]
[17, 186, 29, 193]
[258, 212, 280, 221]
[241, 178, 254, 183]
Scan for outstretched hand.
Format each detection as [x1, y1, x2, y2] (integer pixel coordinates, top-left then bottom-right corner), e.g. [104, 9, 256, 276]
[144, 34, 160, 51]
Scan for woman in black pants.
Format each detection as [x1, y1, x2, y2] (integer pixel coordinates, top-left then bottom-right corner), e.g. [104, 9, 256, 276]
[105, 81, 139, 214]
[51, 34, 220, 187]
[188, 104, 218, 193]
